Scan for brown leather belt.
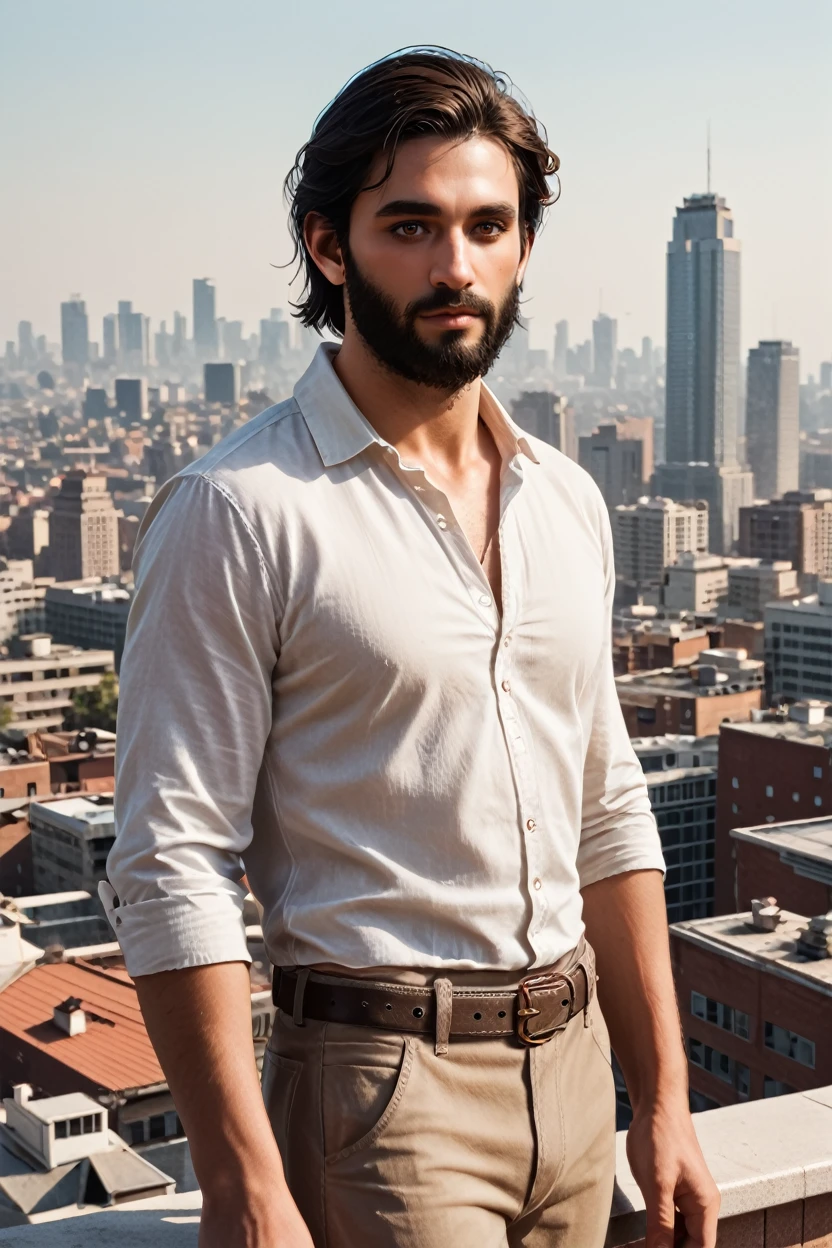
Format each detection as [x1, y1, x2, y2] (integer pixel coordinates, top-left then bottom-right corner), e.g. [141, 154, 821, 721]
[273, 950, 595, 1047]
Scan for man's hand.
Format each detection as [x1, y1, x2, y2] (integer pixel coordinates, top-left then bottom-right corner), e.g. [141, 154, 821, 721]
[626, 1098, 720, 1248]
[200, 1180, 314, 1248]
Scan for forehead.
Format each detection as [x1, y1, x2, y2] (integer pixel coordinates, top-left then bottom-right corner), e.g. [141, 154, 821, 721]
[359, 134, 520, 214]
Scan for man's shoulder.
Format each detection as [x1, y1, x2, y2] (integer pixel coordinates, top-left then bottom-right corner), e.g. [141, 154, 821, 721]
[179, 396, 306, 483]
[522, 434, 607, 523]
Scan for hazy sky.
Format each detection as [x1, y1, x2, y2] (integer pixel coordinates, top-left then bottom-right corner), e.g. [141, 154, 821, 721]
[2, 0, 830, 375]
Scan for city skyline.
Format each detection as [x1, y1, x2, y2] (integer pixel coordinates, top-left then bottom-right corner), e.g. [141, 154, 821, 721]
[1, 0, 830, 376]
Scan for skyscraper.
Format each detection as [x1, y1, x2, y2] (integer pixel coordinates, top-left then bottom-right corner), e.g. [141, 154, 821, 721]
[17, 322, 35, 366]
[510, 392, 576, 460]
[60, 298, 89, 367]
[49, 472, 120, 580]
[665, 193, 741, 466]
[745, 341, 800, 500]
[102, 314, 118, 363]
[592, 314, 617, 388]
[117, 301, 148, 366]
[553, 320, 569, 379]
[172, 312, 187, 358]
[193, 278, 218, 356]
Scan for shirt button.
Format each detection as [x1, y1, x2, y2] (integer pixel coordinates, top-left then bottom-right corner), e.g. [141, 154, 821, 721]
[501, 679, 511, 693]
[503, 635, 511, 647]
[479, 594, 492, 607]
[438, 520, 448, 530]
[533, 878, 542, 891]
[526, 818, 536, 832]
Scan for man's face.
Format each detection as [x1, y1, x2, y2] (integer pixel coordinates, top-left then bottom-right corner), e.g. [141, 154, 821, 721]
[342, 134, 531, 389]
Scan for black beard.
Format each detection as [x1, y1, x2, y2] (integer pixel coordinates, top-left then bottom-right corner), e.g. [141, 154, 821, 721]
[342, 249, 520, 390]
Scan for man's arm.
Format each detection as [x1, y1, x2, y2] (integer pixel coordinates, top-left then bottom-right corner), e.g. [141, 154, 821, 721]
[134, 963, 312, 1247]
[582, 869, 719, 1248]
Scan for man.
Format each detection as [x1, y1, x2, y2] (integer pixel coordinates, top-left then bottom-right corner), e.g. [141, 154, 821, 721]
[104, 48, 719, 1248]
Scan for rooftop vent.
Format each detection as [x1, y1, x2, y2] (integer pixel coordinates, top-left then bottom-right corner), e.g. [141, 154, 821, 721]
[747, 896, 782, 932]
[788, 700, 829, 726]
[12, 1083, 32, 1105]
[53, 996, 86, 1036]
[796, 912, 832, 961]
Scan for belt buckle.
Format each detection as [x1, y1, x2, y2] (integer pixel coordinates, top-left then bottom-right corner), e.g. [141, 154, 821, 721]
[516, 970, 574, 1047]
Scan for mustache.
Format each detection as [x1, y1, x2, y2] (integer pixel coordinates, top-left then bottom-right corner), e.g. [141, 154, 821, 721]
[405, 289, 495, 319]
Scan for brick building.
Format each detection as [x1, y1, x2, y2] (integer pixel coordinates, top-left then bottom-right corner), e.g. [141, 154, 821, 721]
[714, 702, 832, 913]
[671, 902, 832, 1109]
[616, 649, 764, 737]
[613, 619, 715, 676]
[728, 818, 831, 918]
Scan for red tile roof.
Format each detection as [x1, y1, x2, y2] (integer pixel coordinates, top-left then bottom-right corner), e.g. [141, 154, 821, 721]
[0, 960, 164, 1093]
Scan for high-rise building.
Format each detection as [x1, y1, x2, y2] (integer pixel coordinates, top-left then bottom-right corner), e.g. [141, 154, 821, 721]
[48, 472, 121, 580]
[510, 391, 576, 459]
[764, 579, 832, 702]
[820, 362, 832, 391]
[641, 337, 654, 378]
[102, 313, 118, 363]
[259, 310, 291, 364]
[204, 362, 238, 405]
[592, 314, 618, 388]
[114, 378, 148, 424]
[665, 193, 741, 467]
[172, 311, 187, 357]
[578, 423, 647, 506]
[60, 298, 89, 367]
[746, 341, 800, 500]
[117, 301, 148, 366]
[18, 321, 36, 366]
[553, 320, 569, 379]
[612, 497, 709, 586]
[193, 278, 218, 356]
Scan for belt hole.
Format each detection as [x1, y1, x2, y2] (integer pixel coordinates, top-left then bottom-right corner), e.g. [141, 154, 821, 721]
[412, 1006, 424, 1018]
[385, 1003, 393, 1011]
[361, 1000, 368, 1008]
[473, 1011, 482, 1020]
[561, 999, 569, 1007]
[498, 1010, 506, 1018]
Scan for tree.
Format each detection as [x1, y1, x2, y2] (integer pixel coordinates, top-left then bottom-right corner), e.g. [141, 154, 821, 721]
[66, 673, 119, 733]
[0, 701, 13, 731]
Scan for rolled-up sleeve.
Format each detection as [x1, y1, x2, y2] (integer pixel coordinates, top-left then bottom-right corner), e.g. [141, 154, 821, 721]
[101, 471, 279, 976]
[576, 498, 666, 890]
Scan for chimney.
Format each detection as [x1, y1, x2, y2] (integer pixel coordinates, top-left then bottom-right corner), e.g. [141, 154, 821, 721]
[53, 996, 86, 1035]
[12, 1083, 32, 1106]
[797, 912, 832, 961]
[747, 896, 782, 932]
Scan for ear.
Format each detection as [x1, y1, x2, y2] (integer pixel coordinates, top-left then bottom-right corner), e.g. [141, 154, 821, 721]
[516, 227, 535, 287]
[304, 212, 346, 287]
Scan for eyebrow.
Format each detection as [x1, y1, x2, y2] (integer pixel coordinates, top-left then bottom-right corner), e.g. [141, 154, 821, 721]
[374, 199, 518, 221]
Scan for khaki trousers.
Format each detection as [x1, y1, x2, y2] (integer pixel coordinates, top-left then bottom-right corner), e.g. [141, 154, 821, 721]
[261, 941, 616, 1247]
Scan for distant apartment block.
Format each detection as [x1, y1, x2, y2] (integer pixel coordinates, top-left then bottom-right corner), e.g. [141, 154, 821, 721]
[0, 560, 48, 641]
[713, 700, 832, 913]
[652, 461, 754, 556]
[662, 553, 729, 613]
[612, 497, 709, 588]
[765, 579, 832, 701]
[114, 377, 148, 424]
[672, 899, 831, 1109]
[28, 793, 114, 894]
[510, 391, 576, 459]
[616, 648, 764, 737]
[49, 473, 120, 580]
[632, 734, 718, 923]
[613, 617, 714, 675]
[204, 361, 238, 405]
[726, 560, 799, 621]
[738, 491, 832, 582]
[0, 635, 114, 733]
[746, 341, 800, 500]
[45, 581, 132, 671]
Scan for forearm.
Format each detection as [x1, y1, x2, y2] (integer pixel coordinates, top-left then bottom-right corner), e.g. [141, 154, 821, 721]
[133, 961, 286, 1200]
[581, 868, 687, 1111]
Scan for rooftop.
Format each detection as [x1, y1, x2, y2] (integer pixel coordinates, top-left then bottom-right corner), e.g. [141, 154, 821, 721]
[0, 960, 164, 1094]
[723, 706, 832, 746]
[28, 795, 114, 834]
[671, 908, 832, 996]
[730, 816, 832, 885]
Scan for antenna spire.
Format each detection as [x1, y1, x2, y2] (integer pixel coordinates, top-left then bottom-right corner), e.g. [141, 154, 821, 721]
[707, 121, 711, 195]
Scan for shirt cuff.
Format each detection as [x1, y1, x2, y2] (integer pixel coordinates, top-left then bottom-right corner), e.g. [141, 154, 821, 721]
[576, 844, 667, 892]
[98, 880, 252, 977]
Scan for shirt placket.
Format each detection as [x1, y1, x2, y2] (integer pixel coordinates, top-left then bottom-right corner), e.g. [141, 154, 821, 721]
[383, 444, 548, 963]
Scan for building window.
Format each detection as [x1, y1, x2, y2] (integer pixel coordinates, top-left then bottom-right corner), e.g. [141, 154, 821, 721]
[792, 792, 800, 802]
[27, 782, 37, 796]
[814, 766, 823, 779]
[765, 785, 774, 798]
[732, 777, 739, 789]
[764, 1077, 795, 1098]
[688, 1037, 750, 1098]
[731, 803, 738, 814]
[690, 992, 750, 1039]
[55, 1120, 68, 1139]
[816, 797, 823, 807]
[764, 1023, 815, 1068]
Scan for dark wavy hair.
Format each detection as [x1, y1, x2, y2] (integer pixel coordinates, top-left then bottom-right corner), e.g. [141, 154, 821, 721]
[284, 47, 560, 336]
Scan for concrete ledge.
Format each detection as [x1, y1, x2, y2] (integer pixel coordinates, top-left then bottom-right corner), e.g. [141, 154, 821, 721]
[3, 1089, 831, 1246]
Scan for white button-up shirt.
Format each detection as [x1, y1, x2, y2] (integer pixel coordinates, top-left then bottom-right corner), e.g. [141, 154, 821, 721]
[103, 344, 664, 978]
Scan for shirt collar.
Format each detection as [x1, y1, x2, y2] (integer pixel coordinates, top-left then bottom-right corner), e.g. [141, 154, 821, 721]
[294, 342, 540, 469]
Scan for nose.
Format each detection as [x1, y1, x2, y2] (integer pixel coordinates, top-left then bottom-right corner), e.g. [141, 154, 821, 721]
[429, 226, 476, 292]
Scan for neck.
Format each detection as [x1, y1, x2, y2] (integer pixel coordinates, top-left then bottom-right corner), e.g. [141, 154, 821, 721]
[332, 330, 484, 472]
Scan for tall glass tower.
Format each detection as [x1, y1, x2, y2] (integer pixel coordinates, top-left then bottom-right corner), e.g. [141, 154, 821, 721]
[664, 194, 741, 467]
